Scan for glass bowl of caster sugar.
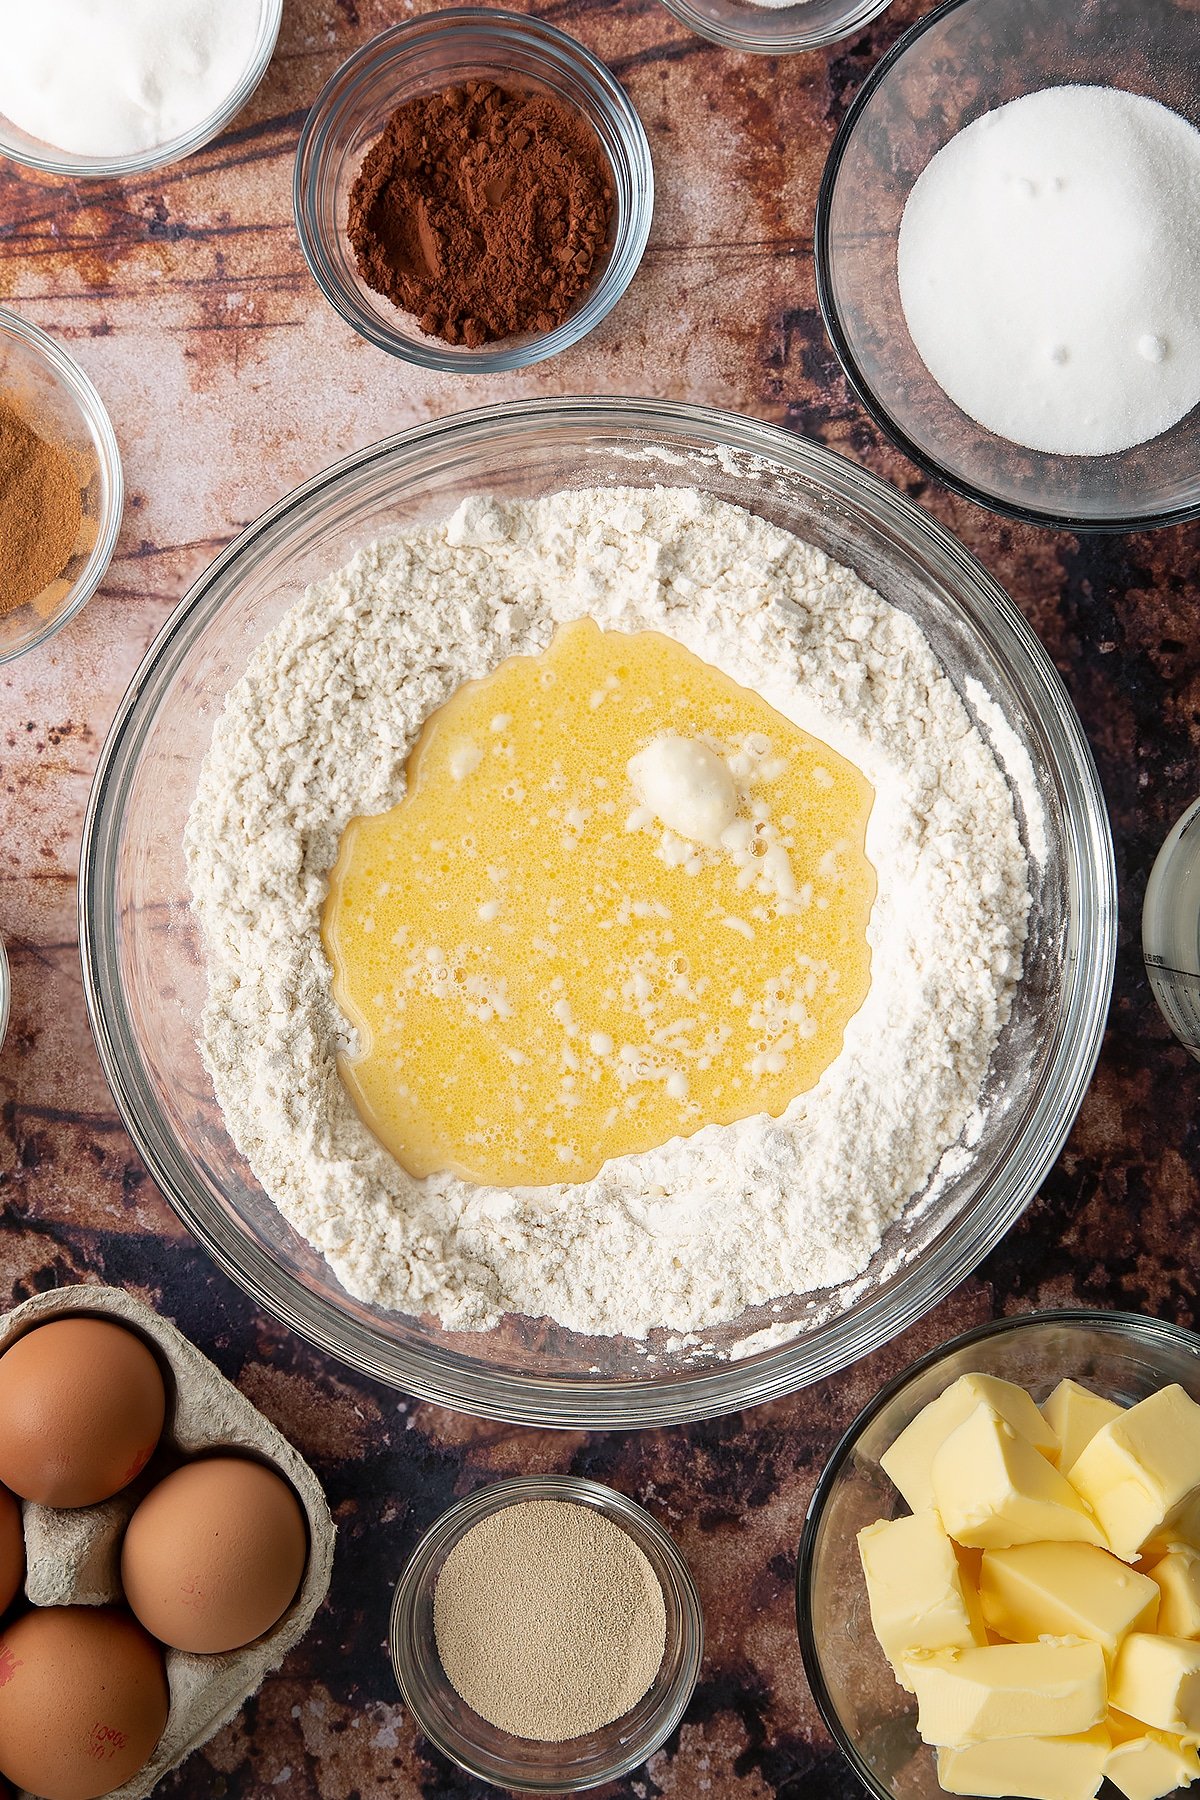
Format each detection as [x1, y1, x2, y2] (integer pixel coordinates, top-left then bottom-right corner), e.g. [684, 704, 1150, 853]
[390, 1476, 703, 1792]
[0, 0, 282, 179]
[816, 0, 1200, 530]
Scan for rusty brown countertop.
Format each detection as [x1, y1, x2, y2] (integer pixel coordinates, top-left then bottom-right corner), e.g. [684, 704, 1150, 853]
[2, 1, 1199, 1794]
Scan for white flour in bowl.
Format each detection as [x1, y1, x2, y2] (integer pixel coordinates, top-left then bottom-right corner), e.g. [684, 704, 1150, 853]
[185, 486, 1030, 1340]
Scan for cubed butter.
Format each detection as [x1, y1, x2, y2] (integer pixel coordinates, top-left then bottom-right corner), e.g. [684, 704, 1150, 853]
[881, 1374, 1060, 1512]
[1144, 1489, 1200, 1558]
[1105, 1709, 1200, 1800]
[903, 1641, 1107, 1747]
[936, 1727, 1111, 1800]
[980, 1541, 1159, 1656]
[1109, 1633, 1200, 1735]
[955, 1541, 985, 1589]
[1042, 1380, 1124, 1471]
[1068, 1385, 1200, 1562]
[857, 1512, 987, 1690]
[932, 1403, 1108, 1550]
[1144, 1547, 1200, 1639]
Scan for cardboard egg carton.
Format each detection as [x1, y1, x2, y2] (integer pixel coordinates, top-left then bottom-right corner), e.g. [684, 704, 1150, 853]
[1, 1285, 336, 1800]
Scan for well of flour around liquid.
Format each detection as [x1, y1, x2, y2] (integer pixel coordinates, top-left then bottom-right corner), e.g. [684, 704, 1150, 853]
[185, 483, 1031, 1342]
[322, 615, 876, 1190]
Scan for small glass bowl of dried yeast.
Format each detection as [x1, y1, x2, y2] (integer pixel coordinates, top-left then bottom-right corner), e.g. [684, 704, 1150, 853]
[0, 310, 123, 663]
[390, 1475, 703, 1791]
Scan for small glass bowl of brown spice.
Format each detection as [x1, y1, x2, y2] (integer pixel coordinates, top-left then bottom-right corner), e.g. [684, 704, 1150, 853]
[294, 10, 653, 372]
[390, 1475, 703, 1791]
[0, 310, 123, 663]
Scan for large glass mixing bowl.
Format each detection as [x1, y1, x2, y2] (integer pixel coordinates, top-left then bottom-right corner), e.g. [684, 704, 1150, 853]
[80, 399, 1116, 1426]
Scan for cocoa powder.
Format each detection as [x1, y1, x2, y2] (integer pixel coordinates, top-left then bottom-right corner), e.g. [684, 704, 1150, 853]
[347, 80, 614, 348]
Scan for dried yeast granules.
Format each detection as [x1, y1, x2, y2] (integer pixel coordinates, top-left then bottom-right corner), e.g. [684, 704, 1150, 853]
[432, 1499, 667, 1741]
[347, 80, 613, 349]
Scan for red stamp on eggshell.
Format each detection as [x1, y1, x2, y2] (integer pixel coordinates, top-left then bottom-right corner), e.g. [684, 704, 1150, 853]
[179, 1575, 205, 1608]
[87, 1721, 128, 1761]
[120, 1443, 155, 1486]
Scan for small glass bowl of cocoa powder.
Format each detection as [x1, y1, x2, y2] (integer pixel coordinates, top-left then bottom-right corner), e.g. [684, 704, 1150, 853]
[0, 310, 123, 663]
[390, 1475, 703, 1791]
[294, 10, 653, 373]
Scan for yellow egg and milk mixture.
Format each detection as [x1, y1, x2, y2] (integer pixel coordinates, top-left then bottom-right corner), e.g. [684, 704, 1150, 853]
[323, 619, 876, 1188]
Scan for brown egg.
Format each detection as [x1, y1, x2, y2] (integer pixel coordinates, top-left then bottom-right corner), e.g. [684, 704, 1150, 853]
[0, 1487, 22, 1618]
[0, 1318, 166, 1507]
[121, 1455, 308, 1653]
[0, 1606, 168, 1800]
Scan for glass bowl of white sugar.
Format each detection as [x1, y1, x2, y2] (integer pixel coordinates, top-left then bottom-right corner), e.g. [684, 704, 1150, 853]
[655, 0, 892, 53]
[816, 0, 1200, 530]
[79, 396, 1115, 1427]
[0, 0, 282, 180]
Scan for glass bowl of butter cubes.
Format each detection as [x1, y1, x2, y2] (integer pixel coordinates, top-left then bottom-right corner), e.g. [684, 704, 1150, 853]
[798, 1310, 1200, 1800]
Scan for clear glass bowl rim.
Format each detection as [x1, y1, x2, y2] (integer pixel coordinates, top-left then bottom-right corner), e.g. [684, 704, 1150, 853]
[0, 936, 9, 1054]
[292, 9, 654, 374]
[0, 0, 282, 179]
[389, 1473, 704, 1791]
[0, 308, 124, 664]
[813, 0, 1200, 534]
[79, 394, 1116, 1428]
[794, 1306, 1200, 1799]
[655, 0, 893, 55]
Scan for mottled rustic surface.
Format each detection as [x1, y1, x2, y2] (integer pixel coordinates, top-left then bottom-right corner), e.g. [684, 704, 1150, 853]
[2, 1, 1199, 1795]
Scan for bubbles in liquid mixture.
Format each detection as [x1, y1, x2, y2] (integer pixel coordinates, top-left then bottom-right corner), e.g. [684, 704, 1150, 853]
[322, 618, 876, 1188]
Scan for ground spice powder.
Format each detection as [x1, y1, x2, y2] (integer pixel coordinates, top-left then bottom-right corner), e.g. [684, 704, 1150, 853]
[347, 81, 614, 348]
[432, 1499, 668, 1741]
[0, 400, 82, 618]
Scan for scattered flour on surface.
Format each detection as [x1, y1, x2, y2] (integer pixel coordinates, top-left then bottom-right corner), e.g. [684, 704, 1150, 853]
[185, 485, 1030, 1341]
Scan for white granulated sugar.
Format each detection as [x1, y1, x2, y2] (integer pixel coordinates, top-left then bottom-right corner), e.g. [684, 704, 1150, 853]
[0, 0, 263, 160]
[186, 486, 1029, 1341]
[898, 86, 1200, 456]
